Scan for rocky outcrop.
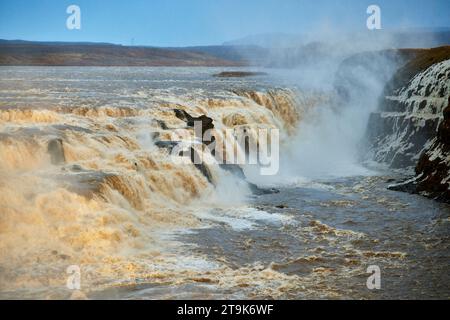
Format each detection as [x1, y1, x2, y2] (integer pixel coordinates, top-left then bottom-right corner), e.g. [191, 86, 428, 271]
[219, 164, 279, 195]
[389, 97, 450, 202]
[367, 59, 450, 168]
[174, 109, 215, 144]
[365, 46, 450, 202]
[414, 98, 450, 201]
[213, 71, 267, 78]
[156, 109, 279, 194]
[47, 138, 65, 165]
[366, 47, 450, 168]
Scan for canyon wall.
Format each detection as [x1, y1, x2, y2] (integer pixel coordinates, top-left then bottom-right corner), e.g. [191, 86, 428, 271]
[364, 46, 450, 202]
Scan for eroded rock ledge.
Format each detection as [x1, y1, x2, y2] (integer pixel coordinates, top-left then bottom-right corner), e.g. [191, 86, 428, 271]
[367, 58, 450, 168]
[389, 97, 450, 202]
[365, 46, 450, 202]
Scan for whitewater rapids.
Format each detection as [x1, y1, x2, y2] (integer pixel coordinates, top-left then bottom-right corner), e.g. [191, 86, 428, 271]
[0, 67, 448, 299]
[0, 67, 319, 298]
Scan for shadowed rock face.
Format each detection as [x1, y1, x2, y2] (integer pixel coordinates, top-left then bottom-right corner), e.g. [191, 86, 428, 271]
[413, 97, 450, 202]
[366, 57, 450, 169]
[389, 98, 450, 202]
[47, 138, 66, 165]
[366, 47, 450, 202]
[173, 109, 215, 144]
[213, 71, 267, 78]
[219, 164, 279, 195]
[155, 109, 279, 194]
[364, 47, 450, 169]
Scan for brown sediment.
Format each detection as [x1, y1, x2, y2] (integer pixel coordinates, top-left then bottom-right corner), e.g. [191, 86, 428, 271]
[308, 220, 365, 238]
[0, 86, 318, 297]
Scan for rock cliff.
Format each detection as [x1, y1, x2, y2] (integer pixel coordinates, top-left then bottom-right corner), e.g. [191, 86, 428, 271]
[365, 46, 450, 202]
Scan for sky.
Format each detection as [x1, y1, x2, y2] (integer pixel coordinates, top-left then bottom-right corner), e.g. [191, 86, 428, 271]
[0, 0, 449, 47]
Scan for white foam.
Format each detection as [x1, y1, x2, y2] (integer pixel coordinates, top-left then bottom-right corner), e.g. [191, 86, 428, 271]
[191, 206, 291, 231]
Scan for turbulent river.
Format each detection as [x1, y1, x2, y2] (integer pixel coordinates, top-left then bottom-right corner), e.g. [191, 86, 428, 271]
[0, 67, 448, 299]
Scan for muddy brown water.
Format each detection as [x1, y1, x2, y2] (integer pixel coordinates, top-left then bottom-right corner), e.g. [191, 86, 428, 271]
[1, 67, 448, 299]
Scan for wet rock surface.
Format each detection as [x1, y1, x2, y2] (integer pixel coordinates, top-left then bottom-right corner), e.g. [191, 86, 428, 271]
[366, 56, 450, 168]
[213, 71, 268, 78]
[411, 98, 450, 202]
[47, 138, 66, 165]
[174, 109, 215, 143]
[365, 47, 450, 202]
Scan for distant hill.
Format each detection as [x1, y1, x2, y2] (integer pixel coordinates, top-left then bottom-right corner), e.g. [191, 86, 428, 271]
[224, 29, 450, 49]
[229, 29, 450, 68]
[166, 45, 270, 65]
[0, 40, 242, 66]
[2, 28, 448, 67]
[223, 33, 305, 48]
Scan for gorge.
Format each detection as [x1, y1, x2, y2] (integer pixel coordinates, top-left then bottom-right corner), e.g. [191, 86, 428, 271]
[0, 44, 449, 299]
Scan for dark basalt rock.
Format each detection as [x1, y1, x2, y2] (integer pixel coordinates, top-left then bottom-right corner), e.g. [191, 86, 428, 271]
[173, 109, 215, 145]
[367, 110, 441, 168]
[364, 47, 450, 202]
[190, 147, 213, 184]
[173, 109, 191, 122]
[388, 98, 450, 203]
[52, 124, 93, 134]
[47, 138, 66, 165]
[54, 169, 112, 199]
[412, 98, 450, 202]
[249, 184, 280, 195]
[213, 71, 267, 78]
[153, 136, 214, 185]
[438, 103, 450, 145]
[194, 163, 213, 184]
[153, 119, 169, 130]
[387, 179, 418, 194]
[168, 110, 278, 195]
[383, 46, 450, 96]
[69, 164, 83, 172]
[154, 140, 180, 152]
[365, 48, 450, 170]
[219, 164, 279, 195]
[155, 140, 214, 184]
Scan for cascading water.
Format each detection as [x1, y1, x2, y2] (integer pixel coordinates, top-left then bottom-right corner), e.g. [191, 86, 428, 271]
[0, 67, 308, 298]
[244, 52, 404, 186]
[1, 65, 448, 300]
